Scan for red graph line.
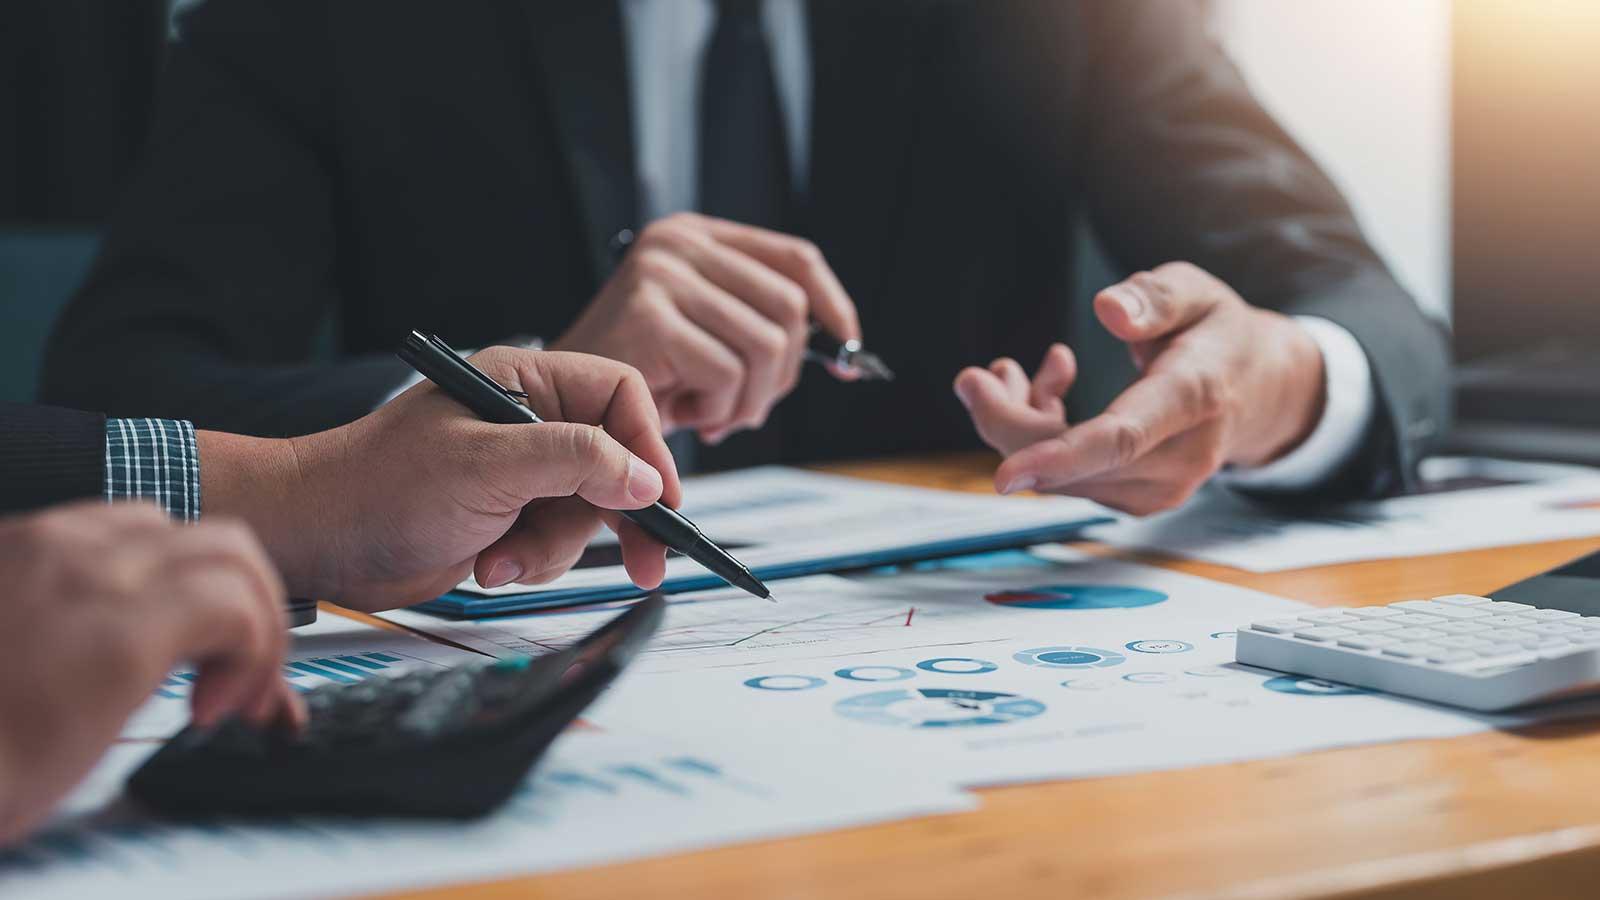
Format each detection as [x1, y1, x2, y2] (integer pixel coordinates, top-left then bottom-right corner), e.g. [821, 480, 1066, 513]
[904, 607, 916, 627]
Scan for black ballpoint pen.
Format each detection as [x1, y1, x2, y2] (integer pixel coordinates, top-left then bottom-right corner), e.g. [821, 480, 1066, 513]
[397, 330, 773, 601]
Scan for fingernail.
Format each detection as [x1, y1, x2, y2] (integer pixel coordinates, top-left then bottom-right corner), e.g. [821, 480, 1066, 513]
[1111, 286, 1144, 322]
[483, 559, 523, 588]
[627, 456, 664, 503]
[953, 381, 974, 409]
[1001, 475, 1037, 495]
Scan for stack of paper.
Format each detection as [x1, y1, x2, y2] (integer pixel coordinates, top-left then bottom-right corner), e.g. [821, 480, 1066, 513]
[1091, 457, 1600, 571]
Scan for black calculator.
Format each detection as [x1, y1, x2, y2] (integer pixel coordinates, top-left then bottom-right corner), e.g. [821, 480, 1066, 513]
[128, 593, 664, 819]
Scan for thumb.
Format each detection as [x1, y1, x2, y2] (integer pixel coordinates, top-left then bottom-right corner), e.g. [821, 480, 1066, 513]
[1093, 263, 1221, 343]
[495, 422, 665, 511]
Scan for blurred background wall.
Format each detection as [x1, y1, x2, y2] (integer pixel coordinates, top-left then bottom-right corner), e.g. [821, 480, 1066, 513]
[1210, 0, 1453, 321]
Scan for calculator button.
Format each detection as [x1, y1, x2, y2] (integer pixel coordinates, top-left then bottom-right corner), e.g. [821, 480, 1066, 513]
[1425, 649, 1477, 664]
[1432, 594, 1491, 606]
[1300, 610, 1358, 625]
[1389, 613, 1445, 626]
[1528, 622, 1582, 636]
[1424, 606, 1494, 620]
[1479, 615, 1537, 628]
[1434, 636, 1495, 650]
[1345, 606, 1405, 619]
[1382, 645, 1426, 659]
[1480, 601, 1534, 613]
[1433, 622, 1490, 636]
[1572, 618, 1600, 630]
[1294, 626, 1356, 641]
[1388, 627, 1449, 642]
[1251, 619, 1303, 634]
[1338, 636, 1398, 650]
[1523, 609, 1580, 622]
[1346, 620, 1403, 634]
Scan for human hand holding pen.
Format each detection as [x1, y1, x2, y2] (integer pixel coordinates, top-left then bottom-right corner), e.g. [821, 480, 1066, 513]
[550, 212, 863, 443]
[200, 349, 682, 612]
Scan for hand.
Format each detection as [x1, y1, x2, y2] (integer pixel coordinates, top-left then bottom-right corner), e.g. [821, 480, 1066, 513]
[954, 262, 1325, 515]
[0, 502, 301, 845]
[550, 213, 862, 443]
[202, 349, 683, 612]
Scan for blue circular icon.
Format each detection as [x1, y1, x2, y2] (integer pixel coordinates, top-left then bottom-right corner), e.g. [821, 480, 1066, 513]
[1122, 672, 1175, 684]
[835, 688, 1046, 729]
[1263, 675, 1368, 696]
[1014, 646, 1126, 669]
[915, 657, 998, 675]
[1060, 677, 1113, 691]
[834, 665, 916, 682]
[744, 675, 827, 691]
[986, 584, 1168, 610]
[1125, 639, 1195, 655]
[1210, 631, 1237, 640]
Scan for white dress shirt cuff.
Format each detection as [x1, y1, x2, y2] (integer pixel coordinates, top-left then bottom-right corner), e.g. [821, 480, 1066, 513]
[1222, 316, 1375, 492]
[377, 337, 544, 409]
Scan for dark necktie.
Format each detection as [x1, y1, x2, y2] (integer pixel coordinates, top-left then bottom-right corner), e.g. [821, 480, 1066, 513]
[698, 0, 793, 230]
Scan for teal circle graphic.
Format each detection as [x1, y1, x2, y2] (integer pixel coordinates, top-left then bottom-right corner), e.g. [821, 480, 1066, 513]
[1263, 675, 1368, 696]
[1122, 672, 1175, 684]
[1061, 677, 1113, 691]
[1014, 645, 1126, 669]
[985, 584, 1168, 610]
[834, 688, 1046, 729]
[744, 675, 827, 691]
[834, 665, 916, 682]
[1125, 639, 1195, 655]
[915, 657, 998, 675]
[1210, 631, 1237, 640]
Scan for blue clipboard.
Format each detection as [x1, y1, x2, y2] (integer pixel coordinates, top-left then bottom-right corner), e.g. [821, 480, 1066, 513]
[414, 515, 1112, 619]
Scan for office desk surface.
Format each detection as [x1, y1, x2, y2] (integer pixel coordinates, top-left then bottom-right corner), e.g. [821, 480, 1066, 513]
[373, 452, 1600, 900]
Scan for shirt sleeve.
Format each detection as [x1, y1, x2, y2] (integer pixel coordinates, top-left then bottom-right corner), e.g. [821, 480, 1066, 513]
[103, 418, 203, 521]
[1221, 317, 1376, 493]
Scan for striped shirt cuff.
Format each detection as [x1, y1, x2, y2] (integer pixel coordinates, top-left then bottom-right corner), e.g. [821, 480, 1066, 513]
[104, 418, 202, 521]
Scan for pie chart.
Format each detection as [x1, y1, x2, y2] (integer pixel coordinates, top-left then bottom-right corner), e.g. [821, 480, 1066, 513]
[834, 688, 1046, 729]
[984, 584, 1168, 610]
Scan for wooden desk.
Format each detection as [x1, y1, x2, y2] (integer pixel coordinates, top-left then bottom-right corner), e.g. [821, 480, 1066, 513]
[382, 452, 1600, 900]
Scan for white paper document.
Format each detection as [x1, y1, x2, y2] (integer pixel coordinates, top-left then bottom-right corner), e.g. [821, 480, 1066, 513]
[581, 553, 1513, 787]
[442, 466, 1109, 611]
[390, 549, 1291, 675]
[2, 729, 972, 900]
[1090, 457, 1600, 572]
[121, 612, 483, 740]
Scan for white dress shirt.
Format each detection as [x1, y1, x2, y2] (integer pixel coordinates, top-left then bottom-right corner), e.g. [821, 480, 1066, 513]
[399, 0, 1378, 491]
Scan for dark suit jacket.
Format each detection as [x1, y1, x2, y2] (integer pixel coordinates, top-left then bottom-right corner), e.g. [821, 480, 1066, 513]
[41, 0, 1449, 496]
[0, 404, 106, 514]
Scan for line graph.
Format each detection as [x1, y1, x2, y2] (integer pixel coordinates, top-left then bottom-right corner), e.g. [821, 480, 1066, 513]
[483, 602, 928, 657]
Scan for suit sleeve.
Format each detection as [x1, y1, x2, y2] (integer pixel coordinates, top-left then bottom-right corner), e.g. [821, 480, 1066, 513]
[39, 0, 410, 438]
[0, 404, 107, 514]
[1071, 0, 1449, 498]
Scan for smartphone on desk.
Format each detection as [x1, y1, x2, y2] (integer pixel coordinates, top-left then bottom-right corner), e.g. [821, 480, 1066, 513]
[129, 593, 665, 819]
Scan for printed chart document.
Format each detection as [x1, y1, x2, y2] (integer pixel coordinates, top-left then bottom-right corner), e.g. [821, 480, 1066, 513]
[385, 549, 1291, 675]
[578, 552, 1545, 788]
[4, 730, 972, 900]
[424, 466, 1111, 616]
[121, 613, 483, 740]
[1090, 457, 1600, 572]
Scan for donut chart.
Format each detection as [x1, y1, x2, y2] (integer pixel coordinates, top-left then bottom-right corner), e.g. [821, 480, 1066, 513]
[835, 688, 1046, 729]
